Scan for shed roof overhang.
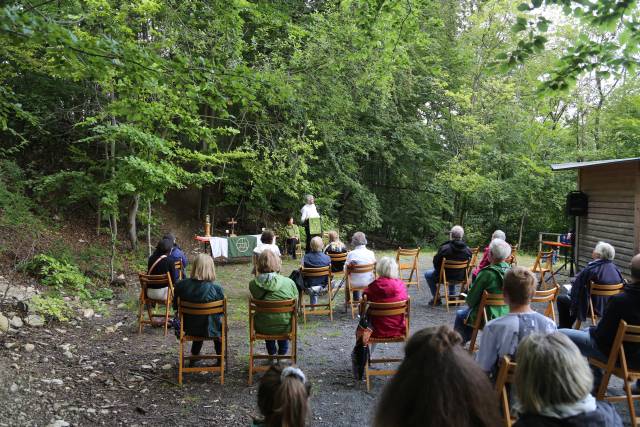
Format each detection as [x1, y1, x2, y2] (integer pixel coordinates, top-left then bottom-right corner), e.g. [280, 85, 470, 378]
[551, 157, 640, 171]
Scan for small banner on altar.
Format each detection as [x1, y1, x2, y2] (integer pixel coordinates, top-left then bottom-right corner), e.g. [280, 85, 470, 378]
[228, 235, 258, 258]
[308, 217, 322, 235]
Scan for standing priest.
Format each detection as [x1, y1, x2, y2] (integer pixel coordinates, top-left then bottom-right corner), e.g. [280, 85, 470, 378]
[300, 194, 321, 253]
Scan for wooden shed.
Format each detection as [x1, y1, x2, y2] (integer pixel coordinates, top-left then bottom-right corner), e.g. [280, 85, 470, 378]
[551, 157, 640, 278]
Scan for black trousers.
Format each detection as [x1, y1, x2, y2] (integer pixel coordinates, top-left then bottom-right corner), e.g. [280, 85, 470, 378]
[556, 294, 576, 329]
[191, 339, 222, 355]
[286, 238, 299, 258]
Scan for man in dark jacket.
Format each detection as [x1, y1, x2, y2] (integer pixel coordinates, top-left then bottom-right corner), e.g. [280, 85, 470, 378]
[424, 225, 472, 305]
[556, 241, 623, 328]
[560, 253, 640, 386]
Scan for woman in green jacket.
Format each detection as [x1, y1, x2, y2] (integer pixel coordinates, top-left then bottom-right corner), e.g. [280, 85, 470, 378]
[453, 239, 511, 343]
[173, 253, 225, 366]
[250, 250, 298, 356]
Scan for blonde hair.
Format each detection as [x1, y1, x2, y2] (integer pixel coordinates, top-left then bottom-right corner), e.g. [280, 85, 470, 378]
[257, 250, 281, 274]
[190, 253, 216, 281]
[516, 333, 593, 414]
[327, 230, 340, 243]
[310, 236, 324, 252]
[376, 257, 399, 279]
[503, 267, 537, 305]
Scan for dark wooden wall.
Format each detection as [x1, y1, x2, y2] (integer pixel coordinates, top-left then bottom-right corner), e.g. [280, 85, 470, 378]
[577, 161, 640, 278]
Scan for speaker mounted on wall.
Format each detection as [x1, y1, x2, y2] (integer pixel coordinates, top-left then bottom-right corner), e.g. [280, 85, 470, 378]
[566, 191, 588, 216]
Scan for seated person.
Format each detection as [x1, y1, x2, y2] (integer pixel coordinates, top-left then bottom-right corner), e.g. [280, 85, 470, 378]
[249, 250, 298, 357]
[172, 254, 224, 367]
[283, 217, 301, 259]
[254, 365, 311, 427]
[345, 232, 376, 301]
[453, 239, 511, 343]
[147, 238, 179, 301]
[514, 333, 622, 427]
[323, 230, 348, 272]
[556, 241, 623, 328]
[560, 253, 640, 388]
[163, 232, 188, 278]
[301, 236, 331, 305]
[254, 229, 281, 257]
[471, 229, 506, 279]
[363, 257, 408, 338]
[476, 267, 556, 376]
[373, 326, 502, 427]
[425, 225, 472, 305]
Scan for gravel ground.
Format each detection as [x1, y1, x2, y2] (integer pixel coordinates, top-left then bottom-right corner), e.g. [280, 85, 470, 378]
[0, 254, 635, 426]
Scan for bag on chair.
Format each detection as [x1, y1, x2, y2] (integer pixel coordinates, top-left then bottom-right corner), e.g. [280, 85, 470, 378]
[289, 270, 304, 292]
[351, 315, 373, 380]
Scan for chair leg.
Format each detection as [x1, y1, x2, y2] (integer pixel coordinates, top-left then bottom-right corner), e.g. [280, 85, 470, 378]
[178, 338, 183, 385]
[624, 379, 637, 426]
[219, 337, 225, 385]
[433, 284, 440, 307]
[365, 359, 371, 392]
[469, 328, 479, 354]
[138, 300, 144, 334]
[163, 303, 169, 337]
[248, 338, 254, 386]
[596, 370, 612, 400]
[444, 283, 450, 313]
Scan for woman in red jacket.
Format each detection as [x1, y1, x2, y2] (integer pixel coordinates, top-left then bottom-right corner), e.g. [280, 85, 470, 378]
[364, 256, 409, 338]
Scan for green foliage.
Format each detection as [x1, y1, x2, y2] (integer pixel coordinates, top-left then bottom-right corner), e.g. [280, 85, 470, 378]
[20, 254, 113, 321]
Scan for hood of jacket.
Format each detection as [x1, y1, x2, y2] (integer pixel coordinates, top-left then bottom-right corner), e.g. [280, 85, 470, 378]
[450, 239, 467, 250]
[253, 273, 283, 291]
[371, 277, 406, 299]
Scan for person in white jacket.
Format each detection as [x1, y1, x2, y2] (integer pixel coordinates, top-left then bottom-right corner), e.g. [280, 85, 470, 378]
[300, 194, 320, 253]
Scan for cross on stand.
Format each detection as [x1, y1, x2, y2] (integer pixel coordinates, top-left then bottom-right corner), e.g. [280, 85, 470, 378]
[227, 218, 238, 237]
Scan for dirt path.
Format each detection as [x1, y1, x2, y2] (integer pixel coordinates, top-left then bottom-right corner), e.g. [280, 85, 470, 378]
[0, 254, 633, 426]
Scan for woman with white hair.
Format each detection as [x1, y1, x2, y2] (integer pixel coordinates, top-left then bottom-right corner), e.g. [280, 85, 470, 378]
[513, 333, 622, 427]
[471, 229, 506, 279]
[300, 194, 320, 253]
[453, 239, 511, 343]
[345, 232, 376, 301]
[556, 241, 623, 328]
[363, 257, 408, 338]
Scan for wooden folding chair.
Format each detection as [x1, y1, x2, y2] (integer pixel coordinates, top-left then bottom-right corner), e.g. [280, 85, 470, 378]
[506, 245, 518, 266]
[589, 320, 640, 426]
[467, 247, 480, 277]
[248, 298, 297, 385]
[495, 355, 517, 427]
[575, 281, 624, 329]
[345, 262, 376, 319]
[433, 258, 470, 312]
[300, 265, 333, 323]
[138, 272, 174, 336]
[532, 285, 559, 323]
[284, 239, 303, 260]
[530, 250, 557, 289]
[396, 247, 421, 291]
[468, 291, 507, 353]
[174, 259, 184, 281]
[361, 295, 411, 392]
[177, 298, 227, 385]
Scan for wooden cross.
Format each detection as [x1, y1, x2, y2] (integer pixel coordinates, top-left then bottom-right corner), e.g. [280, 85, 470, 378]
[227, 217, 238, 237]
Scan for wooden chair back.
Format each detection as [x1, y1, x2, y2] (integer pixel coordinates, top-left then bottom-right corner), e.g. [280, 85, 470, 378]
[300, 265, 333, 322]
[177, 298, 227, 384]
[468, 291, 507, 353]
[506, 245, 518, 266]
[532, 285, 559, 322]
[345, 262, 376, 319]
[589, 281, 624, 324]
[467, 247, 480, 275]
[589, 320, 640, 425]
[531, 250, 553, 272]
[174, 259, 184, 280]
[495, 355, 517, 427]
[434, 258, 470, 311]
[248, 298, 298, 385]
[396, 247, 420, 290]
[328, 252, 348, 277]
[361, 295, 411, 391]
[137, 272, 174, 336]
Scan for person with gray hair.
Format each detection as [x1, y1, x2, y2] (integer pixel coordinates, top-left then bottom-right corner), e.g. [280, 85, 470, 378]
[556, 241, 623, 328]
[362, 257, 409, 339]
[513, 333, 622, 427]
[300, 194, 320, 253]
[453, 239, 511, 343]
[472, 229, 507, 279]
[560, 253, 640, 391]
[345, 232, 376, 301]
[425, 225, 472, 306]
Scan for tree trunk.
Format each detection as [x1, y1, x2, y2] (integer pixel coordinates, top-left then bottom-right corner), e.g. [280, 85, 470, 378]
[517, 211, 526, 249]
[127, 194, 140, 250]
[147, 200, 152, 257]
[109, 213, 117, 281]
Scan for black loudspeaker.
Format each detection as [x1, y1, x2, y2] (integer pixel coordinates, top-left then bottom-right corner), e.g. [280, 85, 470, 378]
[566, 191, 588, 216]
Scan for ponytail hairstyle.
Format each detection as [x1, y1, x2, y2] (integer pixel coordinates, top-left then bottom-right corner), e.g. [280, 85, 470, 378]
[257, 365, 311, 427]
[373, 326, 501, 427]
